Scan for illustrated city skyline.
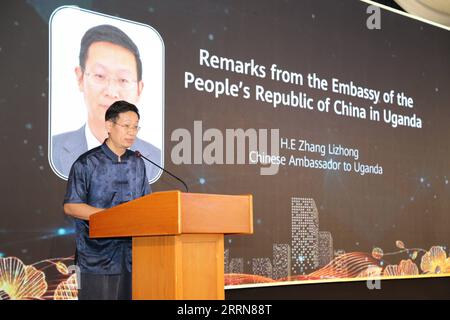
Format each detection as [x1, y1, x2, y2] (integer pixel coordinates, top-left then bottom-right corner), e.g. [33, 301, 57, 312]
[225, 197, 346, 279]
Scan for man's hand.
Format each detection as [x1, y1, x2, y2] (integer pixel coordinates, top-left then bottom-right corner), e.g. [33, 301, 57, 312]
[63, 203, 104, 220]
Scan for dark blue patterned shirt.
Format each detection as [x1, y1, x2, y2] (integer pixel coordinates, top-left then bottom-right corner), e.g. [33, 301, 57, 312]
[64, 141, 151, 274]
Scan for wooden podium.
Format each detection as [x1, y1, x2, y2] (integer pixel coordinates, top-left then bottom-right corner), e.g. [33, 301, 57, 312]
[89, 191, 253, 300]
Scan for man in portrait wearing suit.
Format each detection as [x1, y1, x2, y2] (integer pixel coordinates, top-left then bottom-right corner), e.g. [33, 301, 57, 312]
[52, 24, 161, 181]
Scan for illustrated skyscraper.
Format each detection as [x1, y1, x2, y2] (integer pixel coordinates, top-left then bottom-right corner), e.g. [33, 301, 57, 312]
[224, 249, 230, 274]
[229, 258, 244, 274]
[318, 231, 334, 267]
[273, 244, 291, 280]
[291, 197, 319, 275]
[252, 258, 273, 279]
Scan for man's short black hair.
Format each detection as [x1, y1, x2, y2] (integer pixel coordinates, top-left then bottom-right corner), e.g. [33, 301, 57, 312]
[105, 100, 140, 122]
[79, 24, 142, 81]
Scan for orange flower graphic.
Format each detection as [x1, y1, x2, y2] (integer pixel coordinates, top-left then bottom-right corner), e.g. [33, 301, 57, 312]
[420, 246, 450, 274]
[0, 257, 48, 300]
[383, 259, 419, 276]
[54, 273, 78, 300]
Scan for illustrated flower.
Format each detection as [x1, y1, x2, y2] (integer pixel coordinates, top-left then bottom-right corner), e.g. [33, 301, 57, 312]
[371, 247, 384, 260]
[0, 257, 48, 300]
[420, 246, 450, 274]
[383, 259, 419, 276]
[55, 261, 70, 275]
[54, 273, 78, 300]
[395, 240, 405, 249]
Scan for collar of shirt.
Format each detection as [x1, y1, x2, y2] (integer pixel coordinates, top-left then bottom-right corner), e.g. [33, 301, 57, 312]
[85, 124, 102, 151]
[101, 141, 131, 163]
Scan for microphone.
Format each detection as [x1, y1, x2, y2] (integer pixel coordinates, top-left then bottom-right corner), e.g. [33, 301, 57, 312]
[134, 150, 189, 192]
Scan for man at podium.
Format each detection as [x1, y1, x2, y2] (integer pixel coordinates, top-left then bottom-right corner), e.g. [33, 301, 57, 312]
[63, 100, 151, 300]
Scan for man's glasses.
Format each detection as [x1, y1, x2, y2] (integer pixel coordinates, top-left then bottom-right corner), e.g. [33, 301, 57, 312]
[113, 122, 141, 133]
[84, 72, 138, 90]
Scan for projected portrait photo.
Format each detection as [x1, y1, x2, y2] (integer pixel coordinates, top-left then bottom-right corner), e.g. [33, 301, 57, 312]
[48, 6, 164, 183]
